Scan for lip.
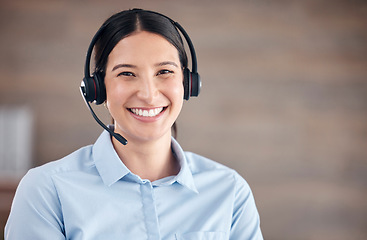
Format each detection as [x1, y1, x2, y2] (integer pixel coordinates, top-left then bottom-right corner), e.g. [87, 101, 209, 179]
[127, 106, 167, 122]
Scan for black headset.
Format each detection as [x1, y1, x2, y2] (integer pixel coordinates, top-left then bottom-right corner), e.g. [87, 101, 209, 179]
[81, 9, 201, 105]
[80, 9, 201, 145]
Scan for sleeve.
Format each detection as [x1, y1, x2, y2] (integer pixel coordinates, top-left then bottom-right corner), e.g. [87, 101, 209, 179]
[4, 168, 65, 240]
[230, 172, 263, 240]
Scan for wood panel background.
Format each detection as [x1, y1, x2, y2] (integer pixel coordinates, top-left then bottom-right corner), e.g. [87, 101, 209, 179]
[0, 0, 366, 239]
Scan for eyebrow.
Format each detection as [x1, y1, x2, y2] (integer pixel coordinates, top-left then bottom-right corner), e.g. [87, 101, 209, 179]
[155, 61, 179, 68]
[112, 64, 136, 72]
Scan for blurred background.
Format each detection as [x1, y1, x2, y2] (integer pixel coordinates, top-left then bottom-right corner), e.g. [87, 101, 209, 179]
[0, 0, 366, 239]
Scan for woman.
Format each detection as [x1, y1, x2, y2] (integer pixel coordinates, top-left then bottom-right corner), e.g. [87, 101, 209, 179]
[5, 9, 263, 240]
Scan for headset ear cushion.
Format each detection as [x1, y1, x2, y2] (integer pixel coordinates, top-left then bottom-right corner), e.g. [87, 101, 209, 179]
[190, 72, 201, 97]
[183, 68, 191, 100]
[93, 72, 106, 105]
[82, 76, 97, 103]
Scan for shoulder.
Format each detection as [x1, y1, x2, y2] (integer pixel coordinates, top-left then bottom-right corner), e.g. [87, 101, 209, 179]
[18, 145, 94, 193]
[184, 151, 249, 188]
[5, 146, 94, 239]
[10, 144, 95, 225]
[37, 145, 93, 173]
[184, 151, 229, 171]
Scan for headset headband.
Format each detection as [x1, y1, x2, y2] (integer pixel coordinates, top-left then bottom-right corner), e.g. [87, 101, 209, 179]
[84, 9, 198, 84]
[82, 9, 200, 105]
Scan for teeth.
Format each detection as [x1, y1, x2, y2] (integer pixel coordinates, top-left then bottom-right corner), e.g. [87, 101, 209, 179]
[130, 107, 163, 117]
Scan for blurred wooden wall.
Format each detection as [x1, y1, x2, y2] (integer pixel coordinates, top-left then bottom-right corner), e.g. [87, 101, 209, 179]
[0, 0, 366, 239]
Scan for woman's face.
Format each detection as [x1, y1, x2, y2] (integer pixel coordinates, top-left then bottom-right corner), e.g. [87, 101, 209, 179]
[104, 31, 184, 143]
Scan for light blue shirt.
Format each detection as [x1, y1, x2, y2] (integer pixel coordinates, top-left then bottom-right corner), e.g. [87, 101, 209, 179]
[5, 130, 263, 240]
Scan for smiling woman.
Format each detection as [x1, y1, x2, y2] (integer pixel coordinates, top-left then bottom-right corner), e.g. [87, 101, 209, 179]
[5, 9, 263, 240]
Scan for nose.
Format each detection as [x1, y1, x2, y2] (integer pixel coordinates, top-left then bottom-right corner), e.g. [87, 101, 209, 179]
[136, 77, 159, 103]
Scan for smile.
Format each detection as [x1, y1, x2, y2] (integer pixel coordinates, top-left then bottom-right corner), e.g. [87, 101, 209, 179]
[128, 107, 166, 117]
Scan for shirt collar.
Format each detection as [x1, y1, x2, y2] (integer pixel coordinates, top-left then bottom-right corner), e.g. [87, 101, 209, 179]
[92, 130, 198, 193]
[93, 130, 130, 186]
[170, 137, 198, 193]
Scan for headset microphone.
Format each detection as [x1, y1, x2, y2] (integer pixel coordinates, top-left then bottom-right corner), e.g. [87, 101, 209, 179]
[80, 85, 128, 145]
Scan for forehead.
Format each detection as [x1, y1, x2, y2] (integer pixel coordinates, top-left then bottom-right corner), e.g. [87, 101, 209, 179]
[107, 31, 180, 67]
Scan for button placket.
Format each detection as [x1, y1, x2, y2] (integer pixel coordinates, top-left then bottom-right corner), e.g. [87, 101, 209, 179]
[140, 181, 161, 240]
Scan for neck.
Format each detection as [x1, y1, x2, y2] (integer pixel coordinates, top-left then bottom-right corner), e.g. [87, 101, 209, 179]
[112, 133, 179, 182]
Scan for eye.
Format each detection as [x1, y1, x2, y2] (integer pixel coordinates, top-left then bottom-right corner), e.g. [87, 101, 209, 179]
[157, 69, 174, 76]
[117, 71, 135, 77]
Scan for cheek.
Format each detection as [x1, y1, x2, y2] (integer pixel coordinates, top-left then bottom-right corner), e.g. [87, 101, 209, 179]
[169, 74, 185, 97]
[169, 82, 184, 117]
[172, 81, 184, 97]
[105, 81, 128, 107]
[167, 80, 184, 105]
